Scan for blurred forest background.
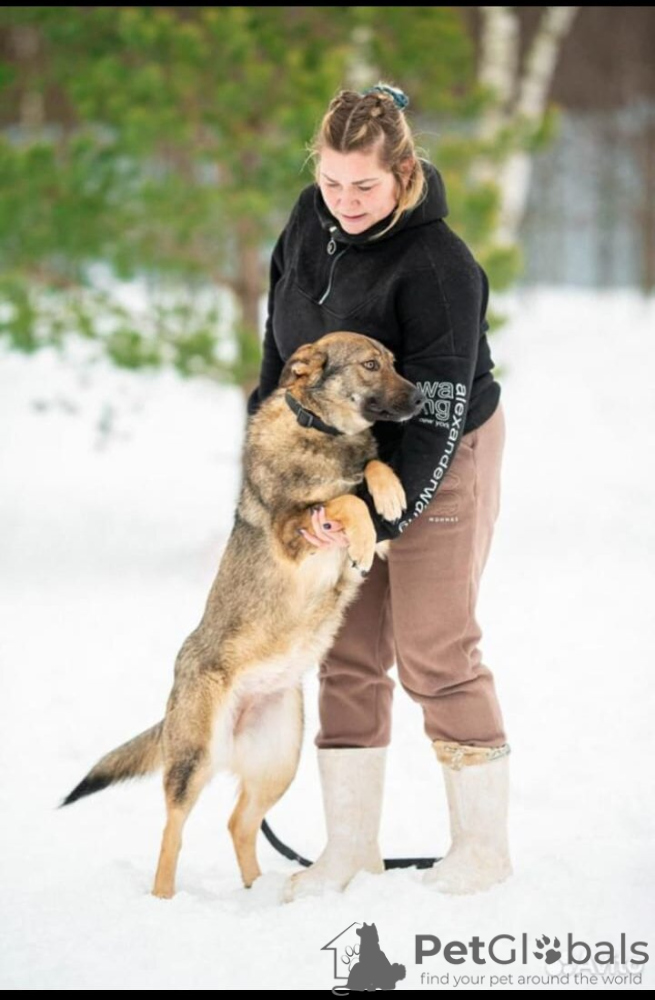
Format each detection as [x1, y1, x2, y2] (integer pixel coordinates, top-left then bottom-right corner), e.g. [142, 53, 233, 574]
[1, 6, 653, 402]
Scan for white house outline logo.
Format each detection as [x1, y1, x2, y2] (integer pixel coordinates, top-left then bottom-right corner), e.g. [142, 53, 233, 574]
[321, 921, 361, 983]
[322, 921, 406, 991]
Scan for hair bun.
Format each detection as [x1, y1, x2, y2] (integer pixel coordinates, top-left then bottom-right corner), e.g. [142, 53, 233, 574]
[362, 84, 409, 111]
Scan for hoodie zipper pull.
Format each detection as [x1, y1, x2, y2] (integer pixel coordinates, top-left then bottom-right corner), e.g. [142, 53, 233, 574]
[327, 226, 338, 255]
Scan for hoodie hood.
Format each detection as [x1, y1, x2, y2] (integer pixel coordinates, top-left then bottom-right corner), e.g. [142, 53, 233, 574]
[313, 159, 449, 247]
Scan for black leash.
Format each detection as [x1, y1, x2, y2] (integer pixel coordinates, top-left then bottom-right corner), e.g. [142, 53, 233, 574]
[260, 819, 439, 870]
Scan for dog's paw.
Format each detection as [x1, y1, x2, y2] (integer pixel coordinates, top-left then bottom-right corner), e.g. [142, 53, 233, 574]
[364, 460, 407, 522]
[348, 555, 370, 578]
[319, 496, 376, 575]
[375, 540, 391, 562]
[345, 519, 376, 575]
[374, 480, 406, 522]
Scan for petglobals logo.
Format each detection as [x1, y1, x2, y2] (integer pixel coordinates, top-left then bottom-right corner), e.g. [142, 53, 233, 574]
[323, 921, 406, 993]
[415, 932, 649, 988]
[416, 932, 649, 966]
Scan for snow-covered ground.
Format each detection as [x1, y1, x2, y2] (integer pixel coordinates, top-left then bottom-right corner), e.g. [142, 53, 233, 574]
[1, 288, 653, 990]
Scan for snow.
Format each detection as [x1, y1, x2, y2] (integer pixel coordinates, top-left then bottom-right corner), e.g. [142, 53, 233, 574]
[1, 287, 654, 990]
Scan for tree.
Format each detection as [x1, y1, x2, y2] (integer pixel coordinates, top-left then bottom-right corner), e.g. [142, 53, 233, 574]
[473, 6, 581, 246]
[1, 7, 365, 389]
[0, 7, 555, 397]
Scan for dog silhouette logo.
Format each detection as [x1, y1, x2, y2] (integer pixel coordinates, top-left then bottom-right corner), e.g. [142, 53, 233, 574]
[323, 921, 406, 992]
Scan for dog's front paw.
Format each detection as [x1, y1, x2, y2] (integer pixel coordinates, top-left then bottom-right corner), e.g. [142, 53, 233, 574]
[344, 519, 376, 576]
[321, 495, 376, 575]
[348, 555, 370, 578]
[375, 540, 391, 562]
[364, 460, 406, 522]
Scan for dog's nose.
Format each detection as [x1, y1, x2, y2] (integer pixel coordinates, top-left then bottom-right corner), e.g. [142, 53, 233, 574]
[410, 386, 426, 411]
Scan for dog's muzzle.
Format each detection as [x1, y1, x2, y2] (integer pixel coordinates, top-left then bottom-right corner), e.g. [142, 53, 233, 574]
[361, 386, 426, 422]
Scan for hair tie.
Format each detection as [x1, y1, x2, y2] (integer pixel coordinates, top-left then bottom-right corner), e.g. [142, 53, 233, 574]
[362, 84, 410, 111]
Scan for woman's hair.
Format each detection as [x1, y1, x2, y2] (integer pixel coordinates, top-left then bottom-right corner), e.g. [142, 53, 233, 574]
[307, 83, 429, 239]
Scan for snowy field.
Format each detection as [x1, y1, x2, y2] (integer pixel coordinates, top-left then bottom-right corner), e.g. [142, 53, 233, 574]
[1, 287, 653, 990]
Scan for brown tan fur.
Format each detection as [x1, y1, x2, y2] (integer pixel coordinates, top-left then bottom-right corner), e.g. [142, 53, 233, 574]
[61, 331, 424, 898]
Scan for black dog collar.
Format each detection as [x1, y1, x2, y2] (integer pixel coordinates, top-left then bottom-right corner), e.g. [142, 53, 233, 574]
[284, 390, 344, 436]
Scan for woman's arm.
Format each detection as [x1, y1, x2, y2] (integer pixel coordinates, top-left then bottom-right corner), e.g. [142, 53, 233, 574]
[354, 257, 490, 541]
[246, 222, 291, 418]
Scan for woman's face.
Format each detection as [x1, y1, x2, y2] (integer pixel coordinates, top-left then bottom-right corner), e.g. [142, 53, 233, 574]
[318, 146, 409, 235]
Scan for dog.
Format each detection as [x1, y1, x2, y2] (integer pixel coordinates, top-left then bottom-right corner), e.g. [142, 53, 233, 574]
[347, 923, 406, 991]
[60, 330, 425, 898]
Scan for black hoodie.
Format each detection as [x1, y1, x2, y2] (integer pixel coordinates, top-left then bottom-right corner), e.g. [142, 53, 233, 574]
[246, 160, 501, 542]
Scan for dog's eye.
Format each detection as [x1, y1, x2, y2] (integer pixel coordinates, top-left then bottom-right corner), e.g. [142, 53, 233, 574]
[362, 359, 380, 371]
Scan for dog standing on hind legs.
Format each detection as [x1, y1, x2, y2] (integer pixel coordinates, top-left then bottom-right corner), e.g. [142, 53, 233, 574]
[60, 331, 425, 899]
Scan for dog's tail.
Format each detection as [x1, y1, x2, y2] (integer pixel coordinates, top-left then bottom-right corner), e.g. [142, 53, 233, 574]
[60, 721, 164, 806]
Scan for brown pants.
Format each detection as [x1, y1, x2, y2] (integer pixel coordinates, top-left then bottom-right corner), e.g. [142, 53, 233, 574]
[315, 400, 508, 750]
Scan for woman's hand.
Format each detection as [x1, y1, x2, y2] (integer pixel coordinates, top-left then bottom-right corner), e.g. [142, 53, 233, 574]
[299, 505, 349, 550]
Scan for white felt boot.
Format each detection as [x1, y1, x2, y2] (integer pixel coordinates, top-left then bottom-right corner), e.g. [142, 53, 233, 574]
[283, 747, 386, 901]
[423, 741, 513, 894]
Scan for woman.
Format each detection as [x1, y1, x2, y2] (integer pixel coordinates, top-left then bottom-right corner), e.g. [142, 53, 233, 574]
[247, 83, 512, 898]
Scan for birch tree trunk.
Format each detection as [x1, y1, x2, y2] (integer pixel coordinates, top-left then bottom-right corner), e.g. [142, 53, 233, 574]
[474, 6, 580, 245]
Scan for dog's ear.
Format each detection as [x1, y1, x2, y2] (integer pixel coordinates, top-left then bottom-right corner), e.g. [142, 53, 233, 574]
[279, 343, 328, 388]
